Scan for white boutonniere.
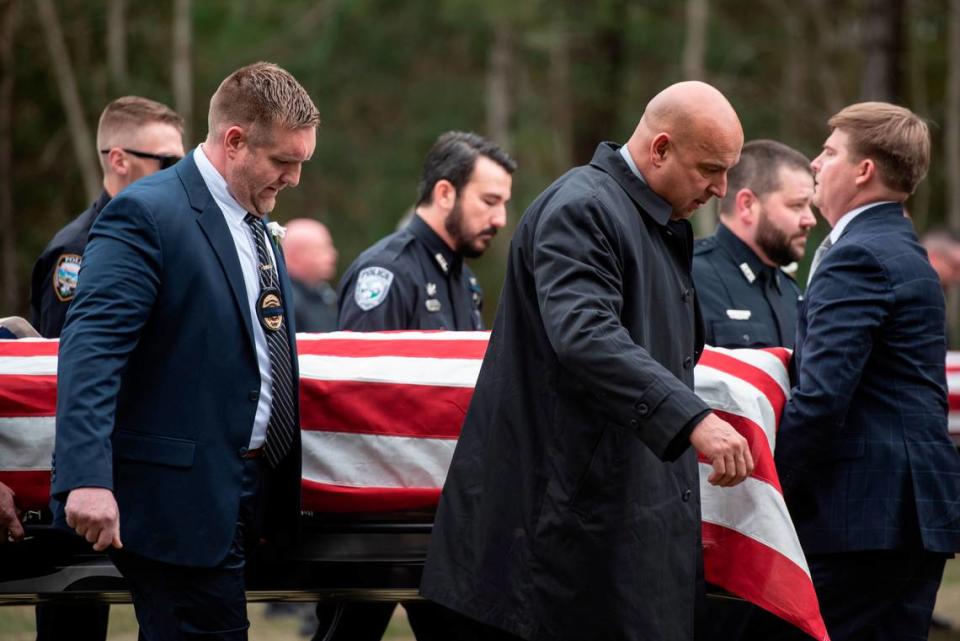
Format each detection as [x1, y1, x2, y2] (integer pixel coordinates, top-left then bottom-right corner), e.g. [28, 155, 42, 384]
[266, 221, 286, 252]
[267, 221, 286, 240]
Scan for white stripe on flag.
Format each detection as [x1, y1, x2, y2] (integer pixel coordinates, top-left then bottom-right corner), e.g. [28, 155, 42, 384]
[699, 462, 809, 575]
[695, 364, 777, 451]
[946, 373, 960, 391]
[299, 355, 482, 388]
[0, 357, 58, 376]
[0, 416, 55, 469]
[302, 430, 456, 488]
[704, 346, 791, 397]
[298, 331, 490, 342]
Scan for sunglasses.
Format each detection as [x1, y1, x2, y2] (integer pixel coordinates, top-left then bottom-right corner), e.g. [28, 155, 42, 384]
[100, 148, 182, 170]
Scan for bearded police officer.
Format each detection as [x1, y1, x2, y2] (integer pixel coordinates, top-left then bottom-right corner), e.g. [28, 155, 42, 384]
[692, 141, 815, 639]
[338, 131, 515, 332]
[316, 131, 514, 641]
[693, 140, 816, 349]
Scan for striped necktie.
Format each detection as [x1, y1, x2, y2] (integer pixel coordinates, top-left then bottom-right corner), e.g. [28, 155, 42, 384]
[244, 214, 297, 467]
[806, 235, 834, 286]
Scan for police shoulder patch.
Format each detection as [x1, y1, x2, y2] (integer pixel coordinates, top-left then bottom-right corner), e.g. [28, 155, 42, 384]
[53, 253, 82, 302]
[354, 266, 395, 311]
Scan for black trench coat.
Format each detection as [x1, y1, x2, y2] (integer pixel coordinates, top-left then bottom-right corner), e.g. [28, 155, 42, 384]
[421, 143, 711, 641]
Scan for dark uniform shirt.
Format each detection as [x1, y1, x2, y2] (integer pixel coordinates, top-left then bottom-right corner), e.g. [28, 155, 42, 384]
[693, 223, 801, 349]
[290, 278, 338, 332]
[30, 191, 111, 338]
[338, 214, 484, 331]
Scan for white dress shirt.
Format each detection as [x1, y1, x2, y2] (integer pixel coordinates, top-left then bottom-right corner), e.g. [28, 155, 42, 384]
[194, 145, 277, 449]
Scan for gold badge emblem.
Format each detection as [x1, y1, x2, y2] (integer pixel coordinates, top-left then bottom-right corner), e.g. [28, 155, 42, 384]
[257, 288, 284, 332]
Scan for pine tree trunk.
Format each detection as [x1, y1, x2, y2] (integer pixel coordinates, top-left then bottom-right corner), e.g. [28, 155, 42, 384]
[107, 0, 127, 89]
[172, 0, 193, 143]
[36, 0, 99, 203]
[0, 0, 18, 314]
[485, 26, 512, 152]
[859, 0, 904, 102]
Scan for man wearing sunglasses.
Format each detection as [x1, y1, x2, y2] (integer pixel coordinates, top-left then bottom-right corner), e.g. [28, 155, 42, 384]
[30, 95, 184, 339]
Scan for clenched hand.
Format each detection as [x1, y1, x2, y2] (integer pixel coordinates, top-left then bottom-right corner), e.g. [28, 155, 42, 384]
[0, 481, 24, 544]
[690, 413, 754, 487]
[65, 487, 123, 552]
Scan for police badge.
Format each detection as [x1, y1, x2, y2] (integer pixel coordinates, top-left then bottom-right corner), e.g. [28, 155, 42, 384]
[257, 287, 285, 331]
[53, 254, 82, 302]
[354, 266, 394, 311]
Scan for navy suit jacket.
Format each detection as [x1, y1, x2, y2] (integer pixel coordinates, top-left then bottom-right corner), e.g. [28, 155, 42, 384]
[776, 202, 960, 555]
[51, 152, 302, 567]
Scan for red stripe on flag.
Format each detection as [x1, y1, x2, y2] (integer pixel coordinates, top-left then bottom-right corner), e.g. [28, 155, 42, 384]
[703, 521, 830, 641]
[297, 337, 488, 360]
[697, 410, 781, 492]
[300, 379, 471, 438]
[0, 341, 60, 357]
[0, 470, 52, 511]
[698, 350, 787, 417]
[301, 478, 441, 513]
[949, 394, 960, 413]
[0, 375, 57, 417]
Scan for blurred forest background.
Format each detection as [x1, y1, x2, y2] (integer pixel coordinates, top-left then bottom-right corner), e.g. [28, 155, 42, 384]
[1, 0, 959, 331]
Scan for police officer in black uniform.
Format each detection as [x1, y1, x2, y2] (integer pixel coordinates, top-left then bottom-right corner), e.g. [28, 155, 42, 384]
[693, 139, 816, 350]
[338, 131, 514, 334]
[30, 96, 184, 338]
[693, 139, 815, 641]
[27, 96, 183, 641]
[314, 131, 515, 641]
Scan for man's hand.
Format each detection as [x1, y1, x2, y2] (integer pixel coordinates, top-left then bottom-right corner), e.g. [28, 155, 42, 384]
[690, 413, 755, 487]
[65, 487, 123, 552]
[0, 482, 24, 544]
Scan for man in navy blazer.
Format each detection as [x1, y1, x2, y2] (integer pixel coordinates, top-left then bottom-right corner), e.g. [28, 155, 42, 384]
[775, 103, 960, 640]
[51, 62, 319, 639]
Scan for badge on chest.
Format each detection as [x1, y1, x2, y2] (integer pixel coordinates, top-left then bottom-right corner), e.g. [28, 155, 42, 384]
[258, 287, 285, 332]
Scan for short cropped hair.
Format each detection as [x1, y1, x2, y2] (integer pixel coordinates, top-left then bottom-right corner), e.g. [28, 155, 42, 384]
[208, 61, 320, 145]
[720, 139, 811, 216]
[828, 102, 930, 195]
[415, 131, 517, 207]
[96, 96, 184, 150]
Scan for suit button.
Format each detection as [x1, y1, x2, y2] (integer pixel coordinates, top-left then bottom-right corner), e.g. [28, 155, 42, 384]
[683, 356, 693, 369]
[682, 288, 692, 302]
[238, 447, 248, 457]
[248, 391, 260, 402]
[636, 402, 649, 416]
[629, 419, 639, 429]
[682, 489, 692, 502]
[741, 334, 750, 343]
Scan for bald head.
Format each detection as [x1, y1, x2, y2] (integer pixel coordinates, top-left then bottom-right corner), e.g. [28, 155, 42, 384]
[626, 81, 744, 219]
[282, 218, 338, 285]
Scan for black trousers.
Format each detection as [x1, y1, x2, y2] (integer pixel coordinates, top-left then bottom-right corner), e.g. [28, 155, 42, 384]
[109, 457, 266, 641]
[762, 549, 948, 641]
[313, 601, 524, 641]
[35, 602, 110, 641]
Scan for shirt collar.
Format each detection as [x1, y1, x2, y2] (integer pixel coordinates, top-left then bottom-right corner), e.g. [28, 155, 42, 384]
[619, 145, 647, 184]
[193, 145, 249, 225]
[715, 223, 778, 287]
[409, 213, 461, 275]
[829, 200, 896, 243]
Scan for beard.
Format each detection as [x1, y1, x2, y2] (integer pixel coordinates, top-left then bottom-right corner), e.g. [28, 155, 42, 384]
[755, 209, 804, 266]
[444, 198, 496, 258]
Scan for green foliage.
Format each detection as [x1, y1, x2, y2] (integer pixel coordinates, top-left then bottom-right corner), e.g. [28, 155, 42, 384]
[5, 0, 957, 323]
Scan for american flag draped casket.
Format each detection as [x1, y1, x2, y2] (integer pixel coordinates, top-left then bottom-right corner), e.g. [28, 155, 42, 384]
[19, 330, 959, 639]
